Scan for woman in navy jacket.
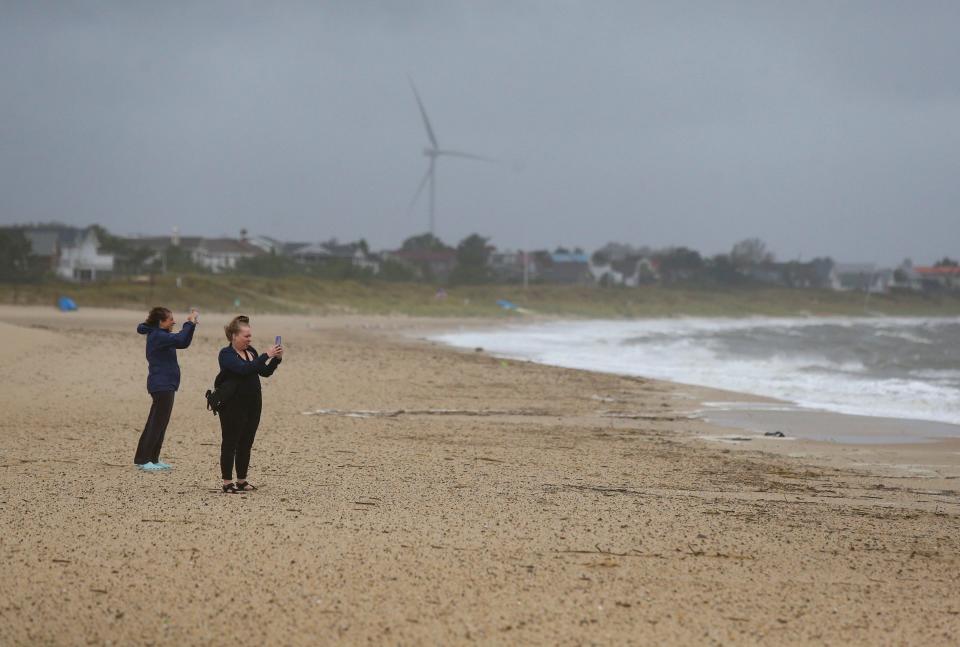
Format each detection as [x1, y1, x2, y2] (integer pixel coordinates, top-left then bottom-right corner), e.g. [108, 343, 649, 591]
[217, 315, 282, 493]
[134, 306, 197, 469]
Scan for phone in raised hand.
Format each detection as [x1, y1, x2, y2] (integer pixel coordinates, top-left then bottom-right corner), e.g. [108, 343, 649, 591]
[275, 335, 281, 347]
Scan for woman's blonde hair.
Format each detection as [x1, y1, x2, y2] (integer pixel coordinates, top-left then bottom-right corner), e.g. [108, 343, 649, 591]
[224, 315, 250, 342]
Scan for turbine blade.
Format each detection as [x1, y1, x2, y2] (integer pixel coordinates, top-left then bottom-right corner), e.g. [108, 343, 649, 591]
[408, 77, 439, 150]
[435, 149, 498, 164]
[406, 166, 432, 217]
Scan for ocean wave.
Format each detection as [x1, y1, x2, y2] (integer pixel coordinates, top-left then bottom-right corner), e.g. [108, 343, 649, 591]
[874, 330, 933, 344]
[430, 316, 960, 428]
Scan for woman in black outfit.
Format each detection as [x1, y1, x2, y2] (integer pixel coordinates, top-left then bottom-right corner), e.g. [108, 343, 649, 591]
[218, 315, 283, 493]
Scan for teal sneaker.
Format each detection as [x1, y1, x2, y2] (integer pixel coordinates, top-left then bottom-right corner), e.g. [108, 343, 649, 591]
[138, 462, 165, 471]
[155, 461, 172, 470]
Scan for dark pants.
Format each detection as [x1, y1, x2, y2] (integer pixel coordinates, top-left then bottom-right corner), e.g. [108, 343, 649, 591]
[134, 391, 175, 465]
[218, 391, 262, 480]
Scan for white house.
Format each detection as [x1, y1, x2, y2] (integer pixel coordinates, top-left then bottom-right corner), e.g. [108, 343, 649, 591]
[246, 235, 286, 255]
[15, 224, 114, 281]
[189, 239, 264, 273]
[17, 225, 114, 280]
[52, 227, 114, 281]
[116, 233, 264, 273]
[831, 263, 893, 293]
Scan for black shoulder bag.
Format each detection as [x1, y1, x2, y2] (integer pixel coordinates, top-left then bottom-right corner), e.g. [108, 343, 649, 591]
[205, 370, 239, 416]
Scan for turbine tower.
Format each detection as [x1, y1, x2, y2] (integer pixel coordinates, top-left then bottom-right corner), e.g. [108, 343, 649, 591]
[407, 78, 492, 236]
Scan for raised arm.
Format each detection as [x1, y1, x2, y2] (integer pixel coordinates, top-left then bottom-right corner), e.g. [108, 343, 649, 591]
[155, 321, 196, 350]
[259, 356, 282, 377]
[218, 346, 269, 376]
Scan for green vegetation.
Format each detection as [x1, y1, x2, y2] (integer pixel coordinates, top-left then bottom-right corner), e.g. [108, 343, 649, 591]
[2, 275, 960, 318]
[449, 234, 494, 285]
[0, 229, 36, 282]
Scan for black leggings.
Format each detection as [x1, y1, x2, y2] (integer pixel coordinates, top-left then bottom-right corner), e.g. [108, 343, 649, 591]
[134, 391, 175, 465]
[218, 392, 262, 480]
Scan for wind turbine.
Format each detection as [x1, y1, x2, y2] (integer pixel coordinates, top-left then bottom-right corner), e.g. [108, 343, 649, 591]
[407, 78, 493, 236]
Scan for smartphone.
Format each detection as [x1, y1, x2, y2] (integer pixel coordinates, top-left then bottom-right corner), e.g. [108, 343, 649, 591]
[275, 335, 282, 347]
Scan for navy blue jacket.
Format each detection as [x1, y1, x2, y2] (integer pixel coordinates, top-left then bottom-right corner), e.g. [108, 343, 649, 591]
[137, 321, 197, 393]
[218, 345, 281, 396]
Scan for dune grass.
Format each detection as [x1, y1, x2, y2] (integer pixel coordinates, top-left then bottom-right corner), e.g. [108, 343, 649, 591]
[2, 275, 959, 318]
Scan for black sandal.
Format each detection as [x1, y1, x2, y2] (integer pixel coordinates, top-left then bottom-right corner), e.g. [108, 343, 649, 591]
[222, 482, 241, 494]
[235, 481, 257, 492]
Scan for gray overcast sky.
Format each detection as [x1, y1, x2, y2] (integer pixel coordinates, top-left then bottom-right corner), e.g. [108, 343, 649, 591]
[1, 1, 958, 264]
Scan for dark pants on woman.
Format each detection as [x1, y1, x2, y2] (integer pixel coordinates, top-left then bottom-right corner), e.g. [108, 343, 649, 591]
[134, 391, 175, 465]
[219, 391, 262, 480]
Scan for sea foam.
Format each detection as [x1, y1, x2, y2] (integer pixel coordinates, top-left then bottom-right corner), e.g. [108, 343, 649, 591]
[431, 316, 960, 428]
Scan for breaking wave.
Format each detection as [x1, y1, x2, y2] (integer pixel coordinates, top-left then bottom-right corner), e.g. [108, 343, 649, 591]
[431, 316, 960, 427]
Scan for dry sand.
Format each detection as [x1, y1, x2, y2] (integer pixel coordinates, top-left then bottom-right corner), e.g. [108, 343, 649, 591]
[0, 305, 958, 646]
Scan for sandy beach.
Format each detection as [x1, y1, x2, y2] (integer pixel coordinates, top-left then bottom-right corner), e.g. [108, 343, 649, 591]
[0, 305, 958, 646]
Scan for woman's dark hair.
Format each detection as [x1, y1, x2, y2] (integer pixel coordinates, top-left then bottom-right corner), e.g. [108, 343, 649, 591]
[145, 307, 172, 328]
[224, 315, 250, 342]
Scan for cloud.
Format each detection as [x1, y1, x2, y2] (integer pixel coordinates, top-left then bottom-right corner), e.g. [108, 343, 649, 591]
[1, 1, 957, 263]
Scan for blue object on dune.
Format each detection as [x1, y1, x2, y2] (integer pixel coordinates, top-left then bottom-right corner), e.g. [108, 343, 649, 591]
[57, 296, 78, 312]
[496, 299, 518, 310]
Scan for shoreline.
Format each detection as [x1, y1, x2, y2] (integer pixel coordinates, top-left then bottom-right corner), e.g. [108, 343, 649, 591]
[367, 311, 960, 490]
[5, 303, 959, 475]
[4, 303, 958, 476]
[2, 304, 959, 644]
[423, 315, 960, 447]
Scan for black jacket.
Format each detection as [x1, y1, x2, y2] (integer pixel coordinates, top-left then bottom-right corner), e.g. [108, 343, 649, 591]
[217, 345, 282, 396]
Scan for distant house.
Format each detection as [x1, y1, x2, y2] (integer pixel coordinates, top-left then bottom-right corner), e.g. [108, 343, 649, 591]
[16, 224, 114, 281]
[891, 260, 921, 291]
[384, 248, 458, 282]
[539, 251, 594, 285]
[913, 265, 960, 290]
[832, 263, 892, 292]
[291, 240, 379, 273]
[125, 235, 197, 258]
[122, 234, 263, 273]
[282, 242, 312, 256]
[589, 262, 624, 285]
[872, 269, 896, 293]
[789, 258, 835, 289]
[190, 238, 264, 272]
[634, 258, 661, 284]
[56, 228, 115, 281]
[488, 250, 536, 283]
[742, 258, 835, 289]
[741, 264, 784, 285]
[591, 256, 659, 286]
[289, 242, 331, 263]
[246, 235, 287, 255]
[20, 228, 61, 273]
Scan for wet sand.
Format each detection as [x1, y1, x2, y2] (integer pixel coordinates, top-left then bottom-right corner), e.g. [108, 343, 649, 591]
[691, 403, 960, 481]
[0, 305, 958, 645]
